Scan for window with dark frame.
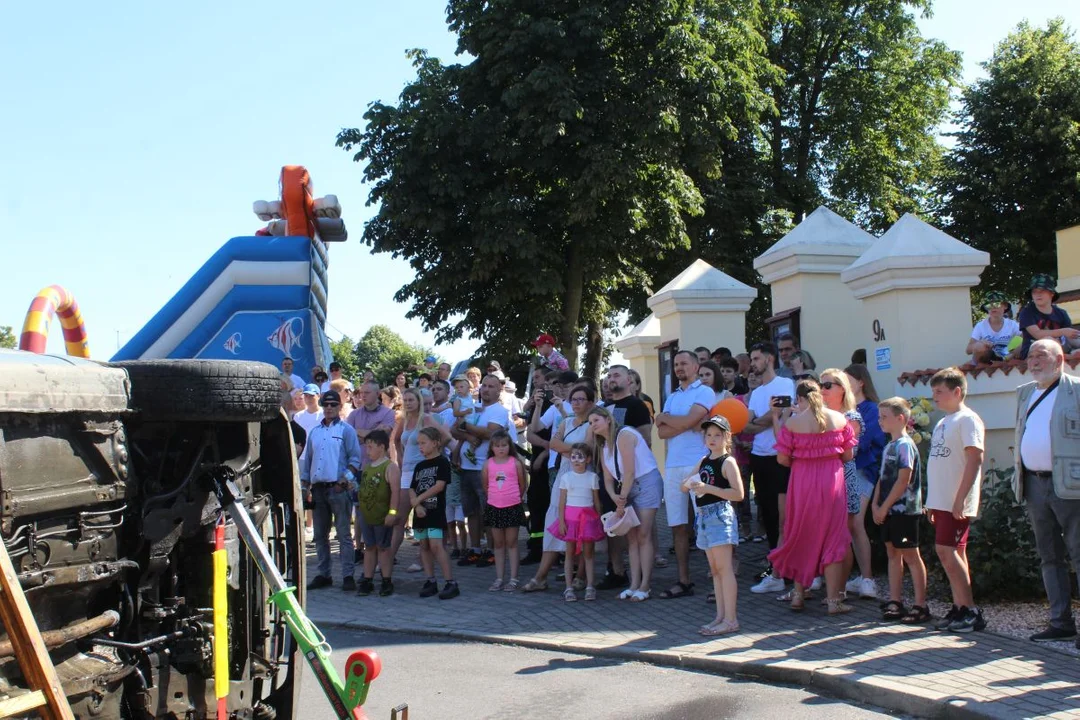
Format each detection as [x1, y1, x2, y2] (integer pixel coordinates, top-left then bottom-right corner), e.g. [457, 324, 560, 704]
[656, 340, 679, 410]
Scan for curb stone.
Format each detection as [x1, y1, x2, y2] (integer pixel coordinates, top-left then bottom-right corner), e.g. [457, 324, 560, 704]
[311, 614, 1000, 719]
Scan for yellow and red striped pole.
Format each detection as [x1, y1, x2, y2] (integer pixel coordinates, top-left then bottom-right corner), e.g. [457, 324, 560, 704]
[213, 520, 228, 718]
[18, 285, 89, 357]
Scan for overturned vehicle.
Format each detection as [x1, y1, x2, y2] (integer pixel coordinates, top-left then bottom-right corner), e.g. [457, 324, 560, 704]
[0, 351, 303, 718]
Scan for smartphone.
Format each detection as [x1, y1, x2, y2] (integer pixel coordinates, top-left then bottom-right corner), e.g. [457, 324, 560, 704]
[771, 395, 792, 408]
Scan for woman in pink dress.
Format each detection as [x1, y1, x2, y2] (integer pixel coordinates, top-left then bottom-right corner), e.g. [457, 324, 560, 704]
[767, 379, 857, 615]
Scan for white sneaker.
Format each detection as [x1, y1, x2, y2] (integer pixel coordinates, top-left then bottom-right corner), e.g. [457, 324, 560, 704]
[845, 577, 861, 595]
[809, 576, 823, 591]
[406, 563, 423, 573]
[859, 577, 878, 599]
[751, 575, 786, 594]
[303, 527, 314, 543]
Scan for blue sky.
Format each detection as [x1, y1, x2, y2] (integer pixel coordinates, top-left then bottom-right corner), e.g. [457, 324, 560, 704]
[2, 1, 1077, 362]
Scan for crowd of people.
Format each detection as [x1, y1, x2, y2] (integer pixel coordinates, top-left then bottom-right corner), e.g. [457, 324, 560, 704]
[275, 277, 1080, 645]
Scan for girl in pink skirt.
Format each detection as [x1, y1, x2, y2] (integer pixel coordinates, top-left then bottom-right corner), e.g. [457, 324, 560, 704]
[548, 443, 606, 601]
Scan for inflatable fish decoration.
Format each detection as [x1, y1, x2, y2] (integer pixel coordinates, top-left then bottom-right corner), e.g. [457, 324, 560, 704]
[222, 332, 242, 355]
[268, 317, 304, 355]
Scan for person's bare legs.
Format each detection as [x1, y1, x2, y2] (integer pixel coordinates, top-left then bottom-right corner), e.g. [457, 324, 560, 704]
[390, 490, 412, 557]
[529, 551, 559, 584]
[626, 529, 642, 592]
[936, 544, 974, 607]
[607, 534, 627, 576]
[851, 497, 873, 580]
[670, 523, 691, 590]
[504, 528, 520, 581]
[886, 543, 903, 602]
[583, 543, 596, 587]
[431, 538, 454, 582]
[777, 493, 787, 545]
[363, 538, 379, 580]
[419, 539, 434, 577]
[824, 562, 847, 600]
[378, 546, 394, 582]
[492, 527, 506, 583]
[563, 545, 576, 588]
[636, 508, 656, 592]
[902, 548, 927, 607]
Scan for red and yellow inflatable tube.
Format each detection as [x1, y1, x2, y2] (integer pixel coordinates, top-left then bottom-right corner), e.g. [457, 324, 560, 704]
[19, 285, 90, 358]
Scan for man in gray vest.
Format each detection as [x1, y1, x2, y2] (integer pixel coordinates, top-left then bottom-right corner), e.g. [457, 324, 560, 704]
[1014, 339, 1080, 646]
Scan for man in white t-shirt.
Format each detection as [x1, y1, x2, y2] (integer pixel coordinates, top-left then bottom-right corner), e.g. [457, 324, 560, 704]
[452, 374, 513, 565]
[293, 384, 324, 436]
[743, 341, 796, 594]
[966, 291, 1020, 364]
[927, 367, 985, 633]
[654, 350, 716, 599]
[282, 357, 306, 392]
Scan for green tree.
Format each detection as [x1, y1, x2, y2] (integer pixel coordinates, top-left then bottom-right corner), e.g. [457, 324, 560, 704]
[0, 326, 15, 350]
[939, 19, 1080, 299]
[327, 335, 361, 383]
[339, 0, 771, 371]
[352, 325, 434, 386]
[757, 0, 961, 230]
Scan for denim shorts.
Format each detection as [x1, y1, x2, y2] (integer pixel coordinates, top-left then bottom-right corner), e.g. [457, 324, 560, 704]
[856, 467, 877, 499]
[696, 501, 738, 549]
[360, 520, 393, 549]
[627, 468, 663, 512]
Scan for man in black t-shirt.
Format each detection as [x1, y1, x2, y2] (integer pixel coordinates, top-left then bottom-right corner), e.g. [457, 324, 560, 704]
[1017, 274, 1080, 359]
[596, 365, 655, 590]
[521, 368, 555, 564]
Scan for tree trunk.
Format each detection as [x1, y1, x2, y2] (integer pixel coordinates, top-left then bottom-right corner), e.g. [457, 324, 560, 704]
[559, 240, 584, 371]
[582, 318, 604, 382]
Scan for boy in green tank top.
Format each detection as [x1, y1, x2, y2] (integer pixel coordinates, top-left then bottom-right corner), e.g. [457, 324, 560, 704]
[357, 430, 401, 596]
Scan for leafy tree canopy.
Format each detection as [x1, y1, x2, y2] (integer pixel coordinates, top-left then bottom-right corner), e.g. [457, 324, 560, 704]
[348, 325, 435, 386]
[940, 18, 1080, 298]
[0, 326, 15, 350]
[327, 335, 361, 382]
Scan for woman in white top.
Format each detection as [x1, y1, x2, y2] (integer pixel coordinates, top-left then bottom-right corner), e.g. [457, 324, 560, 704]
[522, 384, 596, 593]
[587, 406, 663, 601]
[698, 361, 731, 404]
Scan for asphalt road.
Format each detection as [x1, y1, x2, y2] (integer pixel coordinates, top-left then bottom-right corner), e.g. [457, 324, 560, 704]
[298, 629, 900, 720]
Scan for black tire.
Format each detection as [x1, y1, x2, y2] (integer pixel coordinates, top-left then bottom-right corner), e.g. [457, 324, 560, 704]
[110, 359, 284, 422]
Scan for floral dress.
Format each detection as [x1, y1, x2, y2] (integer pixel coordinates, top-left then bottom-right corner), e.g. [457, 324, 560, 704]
[843, 409, 864, 514]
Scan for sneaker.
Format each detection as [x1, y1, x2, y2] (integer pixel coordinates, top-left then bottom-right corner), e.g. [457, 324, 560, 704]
[438, 581, 460, 600]
[845, 578, 862, 595]
[750, 575, 786, 594]
[809, 577, 823, 591]
[356, 578, 375, 596]
[752, 535, 765, 543]
[596, 573, 629, 591]
[419, 579, 439, 598]
[406, 563, 423, 573]
[379, 579, 394, 597]
[973, 608, 987, 632]
[755, 564, 775, 581]
[948, 606, 981, 633]
[859, 577, 878, 600]
[306, 575, 332, 590]
[457, 550, 480, 567]
[1029, 626, 1076, 642]
[934, 604, 961, 630]
[341, 577, 356, 593]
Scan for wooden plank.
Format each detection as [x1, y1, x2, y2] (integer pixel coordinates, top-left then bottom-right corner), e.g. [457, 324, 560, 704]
[0, 690, 46, 717]
[0, 543, 74, 720]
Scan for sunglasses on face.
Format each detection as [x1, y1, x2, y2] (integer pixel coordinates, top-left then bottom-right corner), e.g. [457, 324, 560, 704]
[820, 382, 836, 390]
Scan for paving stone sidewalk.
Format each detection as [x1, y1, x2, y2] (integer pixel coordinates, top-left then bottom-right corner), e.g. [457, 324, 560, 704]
[304, 529, 1080, 719]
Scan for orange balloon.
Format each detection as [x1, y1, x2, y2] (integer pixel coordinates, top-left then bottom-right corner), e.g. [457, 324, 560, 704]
[710, 398, 749, 434]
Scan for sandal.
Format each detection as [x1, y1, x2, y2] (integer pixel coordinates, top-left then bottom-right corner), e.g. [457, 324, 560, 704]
[488, 579, 505, 592]
[777, 589, 813, 602]
[521, 578, 548, 593]
[503, 578, 520, 592]
[789, 587, 805, 612]
[827, 598, 853, 616]
[658, 581, 694, 599]
[901, 605, 931, 624]
[584, 586, 597, 601]
[629, 589, 651, 602]
[700, 620, 740, 636]
[880, 600, 905, 621]
[563, 587, 577, 602]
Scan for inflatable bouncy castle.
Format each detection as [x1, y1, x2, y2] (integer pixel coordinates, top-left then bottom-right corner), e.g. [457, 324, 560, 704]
[112, 166, 346, 378]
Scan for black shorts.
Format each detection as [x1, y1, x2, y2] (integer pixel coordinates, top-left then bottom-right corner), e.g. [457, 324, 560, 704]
[881, 514, 920, 549]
